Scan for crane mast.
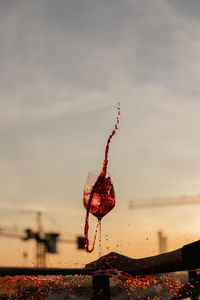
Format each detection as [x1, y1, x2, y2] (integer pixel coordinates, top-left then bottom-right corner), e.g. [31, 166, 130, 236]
[36, 211, 45, 268]
[129, 194, 200, 209]
[0, 211, 85, 268]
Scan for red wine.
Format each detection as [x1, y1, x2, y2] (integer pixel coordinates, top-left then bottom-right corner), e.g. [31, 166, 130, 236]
[84, 175, 115, 219]
[84, 103, 120, 253]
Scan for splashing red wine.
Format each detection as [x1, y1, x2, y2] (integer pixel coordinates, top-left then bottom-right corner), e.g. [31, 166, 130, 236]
[83, 103, 120, 253]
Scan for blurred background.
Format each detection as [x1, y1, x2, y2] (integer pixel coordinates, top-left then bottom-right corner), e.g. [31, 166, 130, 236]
[1, 0, 200, 268]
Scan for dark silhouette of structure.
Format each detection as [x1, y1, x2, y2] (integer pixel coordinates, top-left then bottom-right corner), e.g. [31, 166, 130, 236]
[0, 211, 85, 267]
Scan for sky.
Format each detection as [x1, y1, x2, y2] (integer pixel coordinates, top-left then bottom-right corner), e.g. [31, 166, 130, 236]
[1, 0, 200, 267]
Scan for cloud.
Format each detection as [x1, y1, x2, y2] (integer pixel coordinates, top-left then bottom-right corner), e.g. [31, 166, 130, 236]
[167, 0, 200, 21]
[1, 0, 199, 115]
[1, 1, 200, 267]
[1, 0, 200, 222]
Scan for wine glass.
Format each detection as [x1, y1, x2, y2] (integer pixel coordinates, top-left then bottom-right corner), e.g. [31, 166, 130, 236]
[83, 170, 115, 257]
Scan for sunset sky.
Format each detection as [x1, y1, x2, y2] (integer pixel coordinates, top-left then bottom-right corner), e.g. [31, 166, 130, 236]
[1, 0, 200, 267]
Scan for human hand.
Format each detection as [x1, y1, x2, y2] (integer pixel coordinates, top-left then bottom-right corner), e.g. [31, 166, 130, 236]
[85, 252, 135, 274]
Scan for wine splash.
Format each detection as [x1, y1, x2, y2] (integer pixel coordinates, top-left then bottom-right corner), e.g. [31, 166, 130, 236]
[83, 103, 120, 253]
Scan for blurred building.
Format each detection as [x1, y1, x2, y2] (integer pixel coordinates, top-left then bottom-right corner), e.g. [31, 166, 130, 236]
[158, 231, 167, 254]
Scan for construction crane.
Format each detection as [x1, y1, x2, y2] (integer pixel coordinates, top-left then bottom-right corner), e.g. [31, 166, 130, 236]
[0, 211, 85, 268]
[129, 194, 200, 299]
[129, 193, 200, 255]
[129, 194, 200, 209]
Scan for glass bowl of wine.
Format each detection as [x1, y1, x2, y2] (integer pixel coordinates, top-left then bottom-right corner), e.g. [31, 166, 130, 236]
[83, 171, 115, 220]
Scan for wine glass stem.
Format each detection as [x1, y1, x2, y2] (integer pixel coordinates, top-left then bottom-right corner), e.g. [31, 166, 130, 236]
[98, 219, 101, 258]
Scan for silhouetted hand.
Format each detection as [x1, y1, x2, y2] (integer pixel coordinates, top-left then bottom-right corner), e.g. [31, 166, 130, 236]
[85, 252, 135, 274]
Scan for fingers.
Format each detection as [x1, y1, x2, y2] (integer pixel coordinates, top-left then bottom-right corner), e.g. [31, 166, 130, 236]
[85, 256, 103, 269]
[85, 253, 117, 269]
[85, 252, 134, 274]
[85, 258, 108, 269]
[85, 261, 98, 269]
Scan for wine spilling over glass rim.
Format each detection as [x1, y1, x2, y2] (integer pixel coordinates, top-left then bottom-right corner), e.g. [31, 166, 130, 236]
[83, 103, 120, 254]
[83, 171, 115, 220]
